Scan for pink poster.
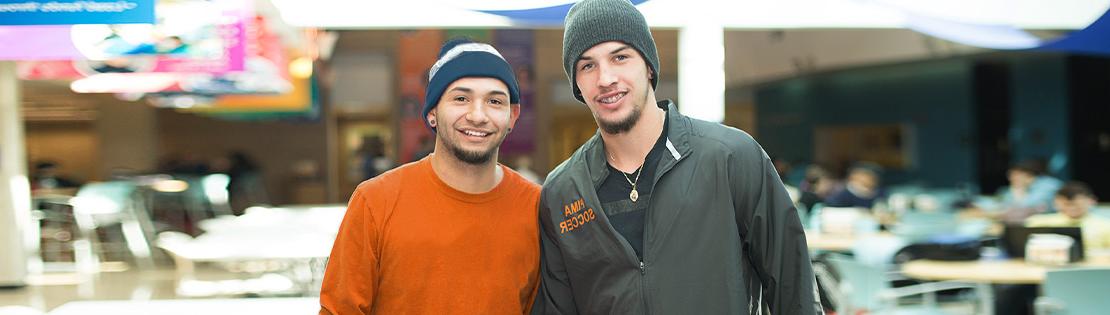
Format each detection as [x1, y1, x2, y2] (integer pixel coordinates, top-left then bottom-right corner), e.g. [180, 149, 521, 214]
[66, 14, 289, 95]
[6, 0, 248, 74]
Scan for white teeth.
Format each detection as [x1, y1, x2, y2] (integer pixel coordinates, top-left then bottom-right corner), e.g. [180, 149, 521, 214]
[463, 130, 489, 137]
[600, 92, 625, 104]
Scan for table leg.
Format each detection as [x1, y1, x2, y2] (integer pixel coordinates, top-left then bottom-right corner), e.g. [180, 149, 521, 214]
[976, 282, 993, 315]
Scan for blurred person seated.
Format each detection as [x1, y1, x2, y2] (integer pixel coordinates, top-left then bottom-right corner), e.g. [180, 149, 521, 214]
[771, 157, 802, 204]
[1025, 181, 1110, 256]
[995, 160, 1064, 224]
[159, 152, 211, 175]
[30, 160, 81, 191]
[771, 156, 796, 184]
[798, 164, 840, 215]
[355, 135, 393, 181]
[995, 181, 1107, 315]
[211, 151, 269, 215]
[824, 162, 885, 209]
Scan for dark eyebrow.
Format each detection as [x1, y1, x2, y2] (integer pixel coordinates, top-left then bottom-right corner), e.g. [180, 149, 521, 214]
[610, 45, 632, 55]
[488, 90, 508, 97]
[447, 87, 473, 93]
[576, 45, 633, 63]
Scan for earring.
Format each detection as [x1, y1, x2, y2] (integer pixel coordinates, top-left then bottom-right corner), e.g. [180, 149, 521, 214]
[429, 119, 436, 127]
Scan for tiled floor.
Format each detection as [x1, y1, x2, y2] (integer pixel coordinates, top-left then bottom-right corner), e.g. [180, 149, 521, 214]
[3, 263, 981, 314]
[0, 263, 317, 313]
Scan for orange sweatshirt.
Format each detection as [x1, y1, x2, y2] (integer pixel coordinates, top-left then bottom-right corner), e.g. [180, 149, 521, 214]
[320, 157, 540, 315]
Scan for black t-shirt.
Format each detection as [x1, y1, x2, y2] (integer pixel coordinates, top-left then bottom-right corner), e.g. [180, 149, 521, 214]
[597, 113, 669, 261]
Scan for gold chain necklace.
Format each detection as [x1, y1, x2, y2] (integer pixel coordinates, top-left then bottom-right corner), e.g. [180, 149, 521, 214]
[621, 163, 644, 202]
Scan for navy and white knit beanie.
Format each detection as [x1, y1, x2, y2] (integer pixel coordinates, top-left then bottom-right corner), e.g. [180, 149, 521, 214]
[423, 38, 520, 132]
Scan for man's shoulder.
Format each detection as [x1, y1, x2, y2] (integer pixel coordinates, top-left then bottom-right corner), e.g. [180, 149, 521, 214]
[542, 158, 574, 188]
[543, 135, 599, 188]
[501, 166, 542, 196]
[351, 160, 425, 204]
[357, 159, 421, 191]
[678, 114, 761, 156]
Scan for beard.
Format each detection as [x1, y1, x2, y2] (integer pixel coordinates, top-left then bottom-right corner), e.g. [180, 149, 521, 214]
[436, 126, 505, 165]
[595, 87, 649, 135]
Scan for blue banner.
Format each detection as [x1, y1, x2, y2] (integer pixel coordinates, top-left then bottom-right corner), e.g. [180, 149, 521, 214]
[0, 0, 154, 25]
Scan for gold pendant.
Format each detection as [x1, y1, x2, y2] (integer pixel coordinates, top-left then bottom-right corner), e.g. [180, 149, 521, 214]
[630, 189, 639, 202]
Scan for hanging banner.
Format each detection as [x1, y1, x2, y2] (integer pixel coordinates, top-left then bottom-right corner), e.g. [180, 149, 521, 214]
[163, 75, 317, 121]
[1, 0, 247, 73]
[492, 29, 535, 155]
[0, 0, 155, 25]
[396, 29, 442, 163]
[64, 14, 289, 95]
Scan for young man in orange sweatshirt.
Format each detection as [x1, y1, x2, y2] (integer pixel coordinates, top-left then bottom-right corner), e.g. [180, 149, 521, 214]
[320, 38, 540, 314]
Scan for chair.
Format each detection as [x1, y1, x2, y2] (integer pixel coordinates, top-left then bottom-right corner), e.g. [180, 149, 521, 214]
[825, 254, 981, 315]
[152, 174, 233, 234]
[954, 219, 992, 239]
[852, 234, 909, 267]
[69, 181, 157, 272]
[1035, 268, 1110, 315]
[181, 174, 233, 220]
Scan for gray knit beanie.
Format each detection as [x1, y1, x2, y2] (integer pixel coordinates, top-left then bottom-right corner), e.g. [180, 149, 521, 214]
[562, 0, 659, 104]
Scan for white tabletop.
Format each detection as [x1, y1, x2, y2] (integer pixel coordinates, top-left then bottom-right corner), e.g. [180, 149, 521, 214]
[159, 205, 346, 262]
[47, 297, 318, 315]
[901, 258, 1110, 284]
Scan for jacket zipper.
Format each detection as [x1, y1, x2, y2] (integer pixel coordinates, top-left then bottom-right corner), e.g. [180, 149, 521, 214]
[592, 134, 683, 315]
[640, 261, 649, 314]
[638, 140, 683, 315]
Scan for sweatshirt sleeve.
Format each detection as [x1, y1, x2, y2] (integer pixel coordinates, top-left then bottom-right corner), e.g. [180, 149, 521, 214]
[730, 143, 822, 315]
[532, 191, 579, 315]
[320, 188, 380, 315]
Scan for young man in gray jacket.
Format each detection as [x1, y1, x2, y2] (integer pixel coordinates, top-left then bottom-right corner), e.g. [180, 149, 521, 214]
[534, 0, 822, 313]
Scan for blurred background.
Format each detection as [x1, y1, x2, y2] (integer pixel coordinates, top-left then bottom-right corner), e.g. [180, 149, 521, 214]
[2, 0, 1110, 314]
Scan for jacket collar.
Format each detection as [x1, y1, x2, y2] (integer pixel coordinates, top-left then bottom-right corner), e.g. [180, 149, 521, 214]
[579, 100, 694, 186]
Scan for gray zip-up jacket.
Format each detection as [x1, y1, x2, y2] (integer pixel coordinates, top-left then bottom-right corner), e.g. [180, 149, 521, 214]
[534, 101, 820, 314]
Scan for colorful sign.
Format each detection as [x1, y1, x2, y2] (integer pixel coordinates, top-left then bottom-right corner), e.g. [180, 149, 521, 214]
[1, 0, 247, 72]
[28, 13, 288, 96]
[0, 0, 155, 25]
[167, 76, 319, 121]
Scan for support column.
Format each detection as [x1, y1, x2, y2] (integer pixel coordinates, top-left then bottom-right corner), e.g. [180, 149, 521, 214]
[0, 61, 32, 287]
[678, 20, 725, 123]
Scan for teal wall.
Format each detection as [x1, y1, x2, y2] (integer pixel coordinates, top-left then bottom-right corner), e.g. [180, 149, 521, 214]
[1009, 55, 1071, 179]
[756, 59, 976, 187]
[753, 54, 1072, 188]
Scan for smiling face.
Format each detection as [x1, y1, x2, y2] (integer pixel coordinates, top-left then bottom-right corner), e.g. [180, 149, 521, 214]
[427, 77, 520, 165]
[574, 41, 654, 135]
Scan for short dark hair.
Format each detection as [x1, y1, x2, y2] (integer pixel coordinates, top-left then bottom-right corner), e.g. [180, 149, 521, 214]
[1010, 160, 1045, 176]
[1056, 181, 1095, 200]
[34, 161, 58, 170]
[849, 161, 882, 177]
